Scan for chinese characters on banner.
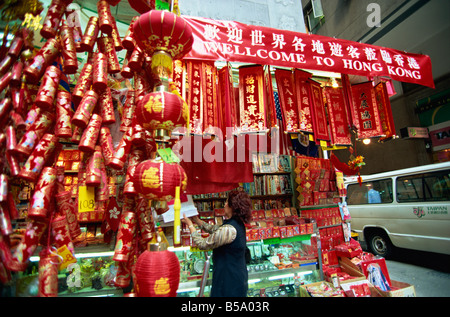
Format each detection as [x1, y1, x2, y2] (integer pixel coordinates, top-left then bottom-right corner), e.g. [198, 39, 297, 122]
[275, 68, 299, 133]
[201, 61, 220, 135]
[310, 80, 330, 141]
[374, 82, 396, 141]
[186, 60, 203, 135]
[184, 16, 434, 89]
[217, 63, 238, 136]
[186, 60, 221, 135]
[294, 70, 314, 134]
[351, 82, 383, 139]
[324, 87, 352, 145]
[238, 65, 268, 133]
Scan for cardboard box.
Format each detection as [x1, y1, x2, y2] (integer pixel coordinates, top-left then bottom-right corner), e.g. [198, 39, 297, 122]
[378, 280, 416, 297]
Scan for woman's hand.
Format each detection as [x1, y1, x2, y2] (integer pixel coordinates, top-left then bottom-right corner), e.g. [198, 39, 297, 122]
[182, 213, 193, 227]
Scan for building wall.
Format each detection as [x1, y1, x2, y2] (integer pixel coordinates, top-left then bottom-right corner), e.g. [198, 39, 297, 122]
[302, 0, 450, 174]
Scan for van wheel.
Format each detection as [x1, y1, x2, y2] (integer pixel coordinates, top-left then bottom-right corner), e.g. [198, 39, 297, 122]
[366, 230, 393, 258]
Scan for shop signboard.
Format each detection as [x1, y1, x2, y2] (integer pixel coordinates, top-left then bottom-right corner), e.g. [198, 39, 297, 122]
[429, 121, 450, 151]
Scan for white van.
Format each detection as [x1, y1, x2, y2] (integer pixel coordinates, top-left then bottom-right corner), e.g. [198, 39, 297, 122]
[344, 162, 450, 258]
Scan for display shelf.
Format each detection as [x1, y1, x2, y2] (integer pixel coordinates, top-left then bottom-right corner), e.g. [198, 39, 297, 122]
[177, 263, 318, 295]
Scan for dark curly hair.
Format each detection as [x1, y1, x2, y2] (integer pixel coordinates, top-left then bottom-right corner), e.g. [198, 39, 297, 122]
[227, 189, 252, 224]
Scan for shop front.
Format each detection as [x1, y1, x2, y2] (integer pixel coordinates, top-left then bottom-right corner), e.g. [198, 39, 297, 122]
[0, 0, 432, 298]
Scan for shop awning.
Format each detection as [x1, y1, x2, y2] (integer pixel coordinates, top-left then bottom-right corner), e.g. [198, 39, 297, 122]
[183, 16, 435, 89]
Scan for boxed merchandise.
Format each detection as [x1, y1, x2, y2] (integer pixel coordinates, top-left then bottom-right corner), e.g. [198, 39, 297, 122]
[299, 281, 344, 297]
[340, 280, 383, 297]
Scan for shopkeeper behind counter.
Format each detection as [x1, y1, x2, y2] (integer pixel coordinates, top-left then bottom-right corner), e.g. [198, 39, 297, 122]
[183, 189, 252, 297]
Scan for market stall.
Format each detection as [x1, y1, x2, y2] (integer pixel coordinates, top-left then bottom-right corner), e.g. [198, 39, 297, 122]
[0, 0, 429, 297]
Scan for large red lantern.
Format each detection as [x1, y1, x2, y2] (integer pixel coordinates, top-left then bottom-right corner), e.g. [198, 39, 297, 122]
[132, 10, 193, 79]
[133, 159, 187, 202]
[134, 249, 180, 297]
[135, 90, 188, 139]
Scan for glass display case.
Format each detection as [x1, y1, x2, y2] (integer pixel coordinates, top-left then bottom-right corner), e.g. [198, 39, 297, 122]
[175, 235, 322, 297]
[3, 232, 322, 297]
[6, 246, 124, 298]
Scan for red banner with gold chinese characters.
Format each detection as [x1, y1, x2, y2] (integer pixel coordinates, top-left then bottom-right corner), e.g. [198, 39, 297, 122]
[310, 80, 330, 141]
[294, 70, 314, 134]
[201, 61, 220, 135]
[351, 82, 383, 139]
[275, 68, 299, 133]
[186, 60, 203, 135]
[324, 87, 352, 145]
[374, 81, 396, 141]
[238, 65, 268, 133]
[218, 63, 238, 135]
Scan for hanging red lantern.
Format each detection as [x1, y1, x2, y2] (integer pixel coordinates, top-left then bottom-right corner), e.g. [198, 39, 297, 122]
[133, 10, 193, 79]
[134, 249, 180, 297]
[134, 90, 188, 139]
[133, 160, 187, 202]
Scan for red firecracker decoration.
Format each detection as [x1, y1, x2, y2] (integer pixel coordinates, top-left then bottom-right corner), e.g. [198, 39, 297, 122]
[60, 24, 78, 74]
[38, 249, 60, 297]
[28, 167, 57, 219]
[40, 0, 67, 39]
[35, 65, 61, 110]
[24, 38, 61, 83]
[81, 16, 99, 52]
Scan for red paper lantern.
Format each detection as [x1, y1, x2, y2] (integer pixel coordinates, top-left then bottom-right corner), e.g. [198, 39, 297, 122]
[133, 10, 193, 78]
[134, 250, 180, 297]
[133, 160, 187, 202]
[135, 90, 188, 138]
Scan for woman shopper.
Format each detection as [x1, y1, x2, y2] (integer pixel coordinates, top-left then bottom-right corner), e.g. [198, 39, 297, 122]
[183, 189, 252, 297]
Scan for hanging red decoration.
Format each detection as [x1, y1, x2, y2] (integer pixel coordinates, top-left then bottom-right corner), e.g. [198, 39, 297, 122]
[135, 90, 188, 138]
[310, 80, 330, 142]
[351, 82, 384, 139]
[275, 68, 299, 133]
[294, 70, 314, 134]
[133, 160, 187, 202]
[134, 249, 180, 297]
[238, 65, 270, 133]
[324, 87, 352, 146]
[132, 10, 193, 78]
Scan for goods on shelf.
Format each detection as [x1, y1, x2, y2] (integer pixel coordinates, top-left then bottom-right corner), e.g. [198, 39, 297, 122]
[295, 156, 340, 206]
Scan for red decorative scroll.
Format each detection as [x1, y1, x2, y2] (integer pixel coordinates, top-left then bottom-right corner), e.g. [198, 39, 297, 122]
[238, 65, 268, 133]
[294, 70, 314, 134]
[201, 61, 219, 135]
[374, 82, 396, 141]
[217, 63, 237, 135]
[310, 81, 330, 141]
[186, 60, 203, 135]
[324, 87, 352, 145]
[275, 68, 298, 133]
[351, 82, 383, 139]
